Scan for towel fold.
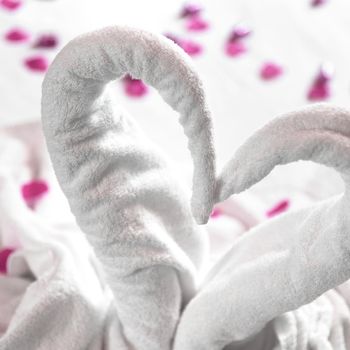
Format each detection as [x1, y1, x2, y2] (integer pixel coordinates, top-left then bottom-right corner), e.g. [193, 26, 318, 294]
[174, 104, 350, 350]
[41, 25, 216, 349]
[2, 25, 350, 350]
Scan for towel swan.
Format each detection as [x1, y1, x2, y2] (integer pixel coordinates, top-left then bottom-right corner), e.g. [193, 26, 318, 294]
[41, 26, 215, 350]
[41, 26, 350, 350]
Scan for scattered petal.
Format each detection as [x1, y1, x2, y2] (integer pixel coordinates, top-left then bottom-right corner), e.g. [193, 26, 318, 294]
[180, 3, 202, 18]
[229, 25, 251, 42]
[164, 33, 180, 45]
[21, 180, 49, 202]
[186, 16, 209, 31]
[311, 0, 328, 7]
[123, 75, 148, 98]
[307, 63, 334, 101]
[24, 56, 49, 72]
[0, 0, 22, 11]
[179, 39, 203, 56]
[308, 83, 331, 101]
[260, 62, 283, 80]
[33, 34, 59, 49]
[5, 28, 30, 43]
[225, 41, 247, 57]
[210, 207, 223, 219]
[0, 248, 15, 274]
[315, 62, 334, 85]
[164, 33, 203, 56]
[266, 199, 290, 218]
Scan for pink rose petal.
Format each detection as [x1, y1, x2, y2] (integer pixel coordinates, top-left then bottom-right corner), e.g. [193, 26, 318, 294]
[33, 34, 59, 49]
[0, 0, 22, 11]
[311, 0, 328, 7]
[5, 28, 30, 43]
[186, 16, 209, 31]
[180, 3, 202, 18]
[260, 62, 283, 80]
[21, 180, 49, 202]
[307, 63, 333, 101]
[307, 83, 331, 101]
[225, 41, 247, 57]
[180, 39, 203, 56]
[0, 248, 15, 274]
[315, 62, 334, 85]
[229, 25, 251, 42]
[164, 33, 203, 57]
[24, 56, 49, 72]
[164, 33, 180, 45]
[266, 199, 290, 218]
[123, 75, 148, 98]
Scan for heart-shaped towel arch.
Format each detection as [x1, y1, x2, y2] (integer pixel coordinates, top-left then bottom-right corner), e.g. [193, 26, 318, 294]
[175, 104, 350, 349]
[41, 26, 216, 350]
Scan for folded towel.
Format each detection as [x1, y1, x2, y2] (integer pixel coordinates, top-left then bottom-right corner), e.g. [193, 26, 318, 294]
[0, 124, 120, 350]
[174, 104, 350, 349]
[34, 25, 350, 350]
[41, 25, 217, 350]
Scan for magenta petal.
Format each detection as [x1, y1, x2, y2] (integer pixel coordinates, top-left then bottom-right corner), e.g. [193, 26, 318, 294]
[24, 56, 49, 72]
[307, 83, 331, 101]
[180, 3, 202, 18]
[1, 0, 22, 10]
[311, 0, 327, 7]
[186, 16, 209, 31]
[0, 248, 15, 274]
[164, 33, 179, 44]
[33, 34, 59, 49]
[260, 62, 283, 80]
[229, 25, 251, 42]
[164, 33, 203, 57]
[21, 180, 49, 201]
[179, 39, 203, 56]
[5, 28, 30, 42]
[225, 41, 247, 57]
[315, 62, 334, 85]
[266, 199, 290, 218]
[308, 64, 333, 101]
[123, 76, 148, 98]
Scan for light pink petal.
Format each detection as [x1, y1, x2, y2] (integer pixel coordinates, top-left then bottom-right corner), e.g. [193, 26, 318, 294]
[228, 25, 251, 42]
[225, 41, 247, 57]
[164, 33, 181, 45]
[33, 34, 59, 49]
[0, 248, 15, 274]
[311, 0, 328, 7]
[180, 3, 202, 18]
[266, 199, 290, 218]
[307, 83, 331, 101]
[5, 28, 30, 42]
[180, 39, 203, 56]
[164, 33, 203, 57]
[307, 64, 334, 101]
[24, 56, 49, 72]
[186, 16, 209, 32]
[0, 0, 22, 11]
[21, 180, 49, 201]
[123, 75, 149, 97]
[315, 62, 334, 85]
[260, 62, 283, 80]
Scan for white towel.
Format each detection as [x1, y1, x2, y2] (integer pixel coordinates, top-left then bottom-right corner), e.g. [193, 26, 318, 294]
[3, 25, 350, 350]
[41, 25, 217, 350]
[174, 104, 350, 349]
